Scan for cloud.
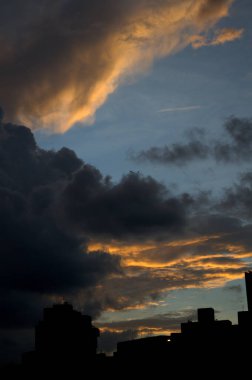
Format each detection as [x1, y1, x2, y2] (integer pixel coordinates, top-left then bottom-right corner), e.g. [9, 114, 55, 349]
[190, 27, 244, 48]
[0, 120, 123, 330]
[214, 117, 252, 162]
[0, 118, 191, 327]
[85, 191, 252, 315]
[2, 116, 252, 363]
[158, 106, 202, 113]
[131, 117, 252, 165]
[98, 310, 197, 333]
[61, 170, 190, 240]
[0, 117, 195, 363]
[132, 141, 209, 166]
[220, 171, 252, 218]
[83, 233, 250, 315]
[97, 310, 197, 353]
[223, 284, 242, 293]
[0, 0, 236, 132]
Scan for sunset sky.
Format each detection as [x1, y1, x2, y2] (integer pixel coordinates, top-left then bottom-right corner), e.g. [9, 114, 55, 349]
[0, 0, 252, 362]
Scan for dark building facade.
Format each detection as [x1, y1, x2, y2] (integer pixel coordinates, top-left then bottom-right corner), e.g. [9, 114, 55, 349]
[115, 335, 169, 360]
[245, 271, 252, 312]
[23, 302, 100, 368]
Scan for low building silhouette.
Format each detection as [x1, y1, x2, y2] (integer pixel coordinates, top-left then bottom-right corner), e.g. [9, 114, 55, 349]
[116, 272, 252, 364]
[116, 307, 235, 361]
[115, 335, 169, 360]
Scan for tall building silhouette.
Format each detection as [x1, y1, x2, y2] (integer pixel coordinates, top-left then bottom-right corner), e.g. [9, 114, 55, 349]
[23, 302, 100, 368]
[245, 271, 252, 312]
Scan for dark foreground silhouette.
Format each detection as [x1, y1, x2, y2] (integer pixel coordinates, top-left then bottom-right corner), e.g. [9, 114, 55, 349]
[2, 272, 252, 376]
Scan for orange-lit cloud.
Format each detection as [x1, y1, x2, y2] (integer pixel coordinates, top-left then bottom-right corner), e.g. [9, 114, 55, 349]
[100, 326, 176, 336]
[96, 310, 196, 338]
[190, 27, 244, 48]
[88, 235, 221, 256]
[0, 0, 237, 132]
[85, 229, 252, 314]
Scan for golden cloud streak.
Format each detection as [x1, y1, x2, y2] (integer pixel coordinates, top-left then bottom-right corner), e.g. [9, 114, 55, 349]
[104, 300, 162, 313]
[1, 0, 237, 131]
[202, 271, 245, 287]
[88, 235, 221, 256]
[98, 326, 178, 336]
[88, 233, 252, 292]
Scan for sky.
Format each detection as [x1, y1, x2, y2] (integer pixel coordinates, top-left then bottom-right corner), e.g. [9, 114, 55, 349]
[0, 0, 252, 363]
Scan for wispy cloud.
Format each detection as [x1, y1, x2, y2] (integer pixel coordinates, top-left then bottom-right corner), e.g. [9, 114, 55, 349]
[131, 117, 252, 166]
[190, 27, 244, 49]
[158, 105, 202, 113]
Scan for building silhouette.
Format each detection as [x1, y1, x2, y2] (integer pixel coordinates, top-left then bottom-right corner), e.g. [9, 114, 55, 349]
[245, 271, 252, 311]
[23, 302, 100, 369]
[115, 272, 252, 365]
[20, 271, 252, 374]
[238, 271, 252, 333]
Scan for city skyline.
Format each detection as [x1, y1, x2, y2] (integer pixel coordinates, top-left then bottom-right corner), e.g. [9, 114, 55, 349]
[17, 271, 252, 375]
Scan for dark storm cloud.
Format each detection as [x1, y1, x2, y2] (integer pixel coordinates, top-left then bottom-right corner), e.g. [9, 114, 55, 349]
[0, 292, 48, 329]
[1, 117, 252, 363]
[0, 119, 120, 329]
[0, 116, 191, 328]
[189, 213, 242, 235]
[1, 116, 250, 336]
[0, 0, 236, 131]
[0, 116, 197, 363]
[62, 169, 190, 239]
[131, 117, 252, 166]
